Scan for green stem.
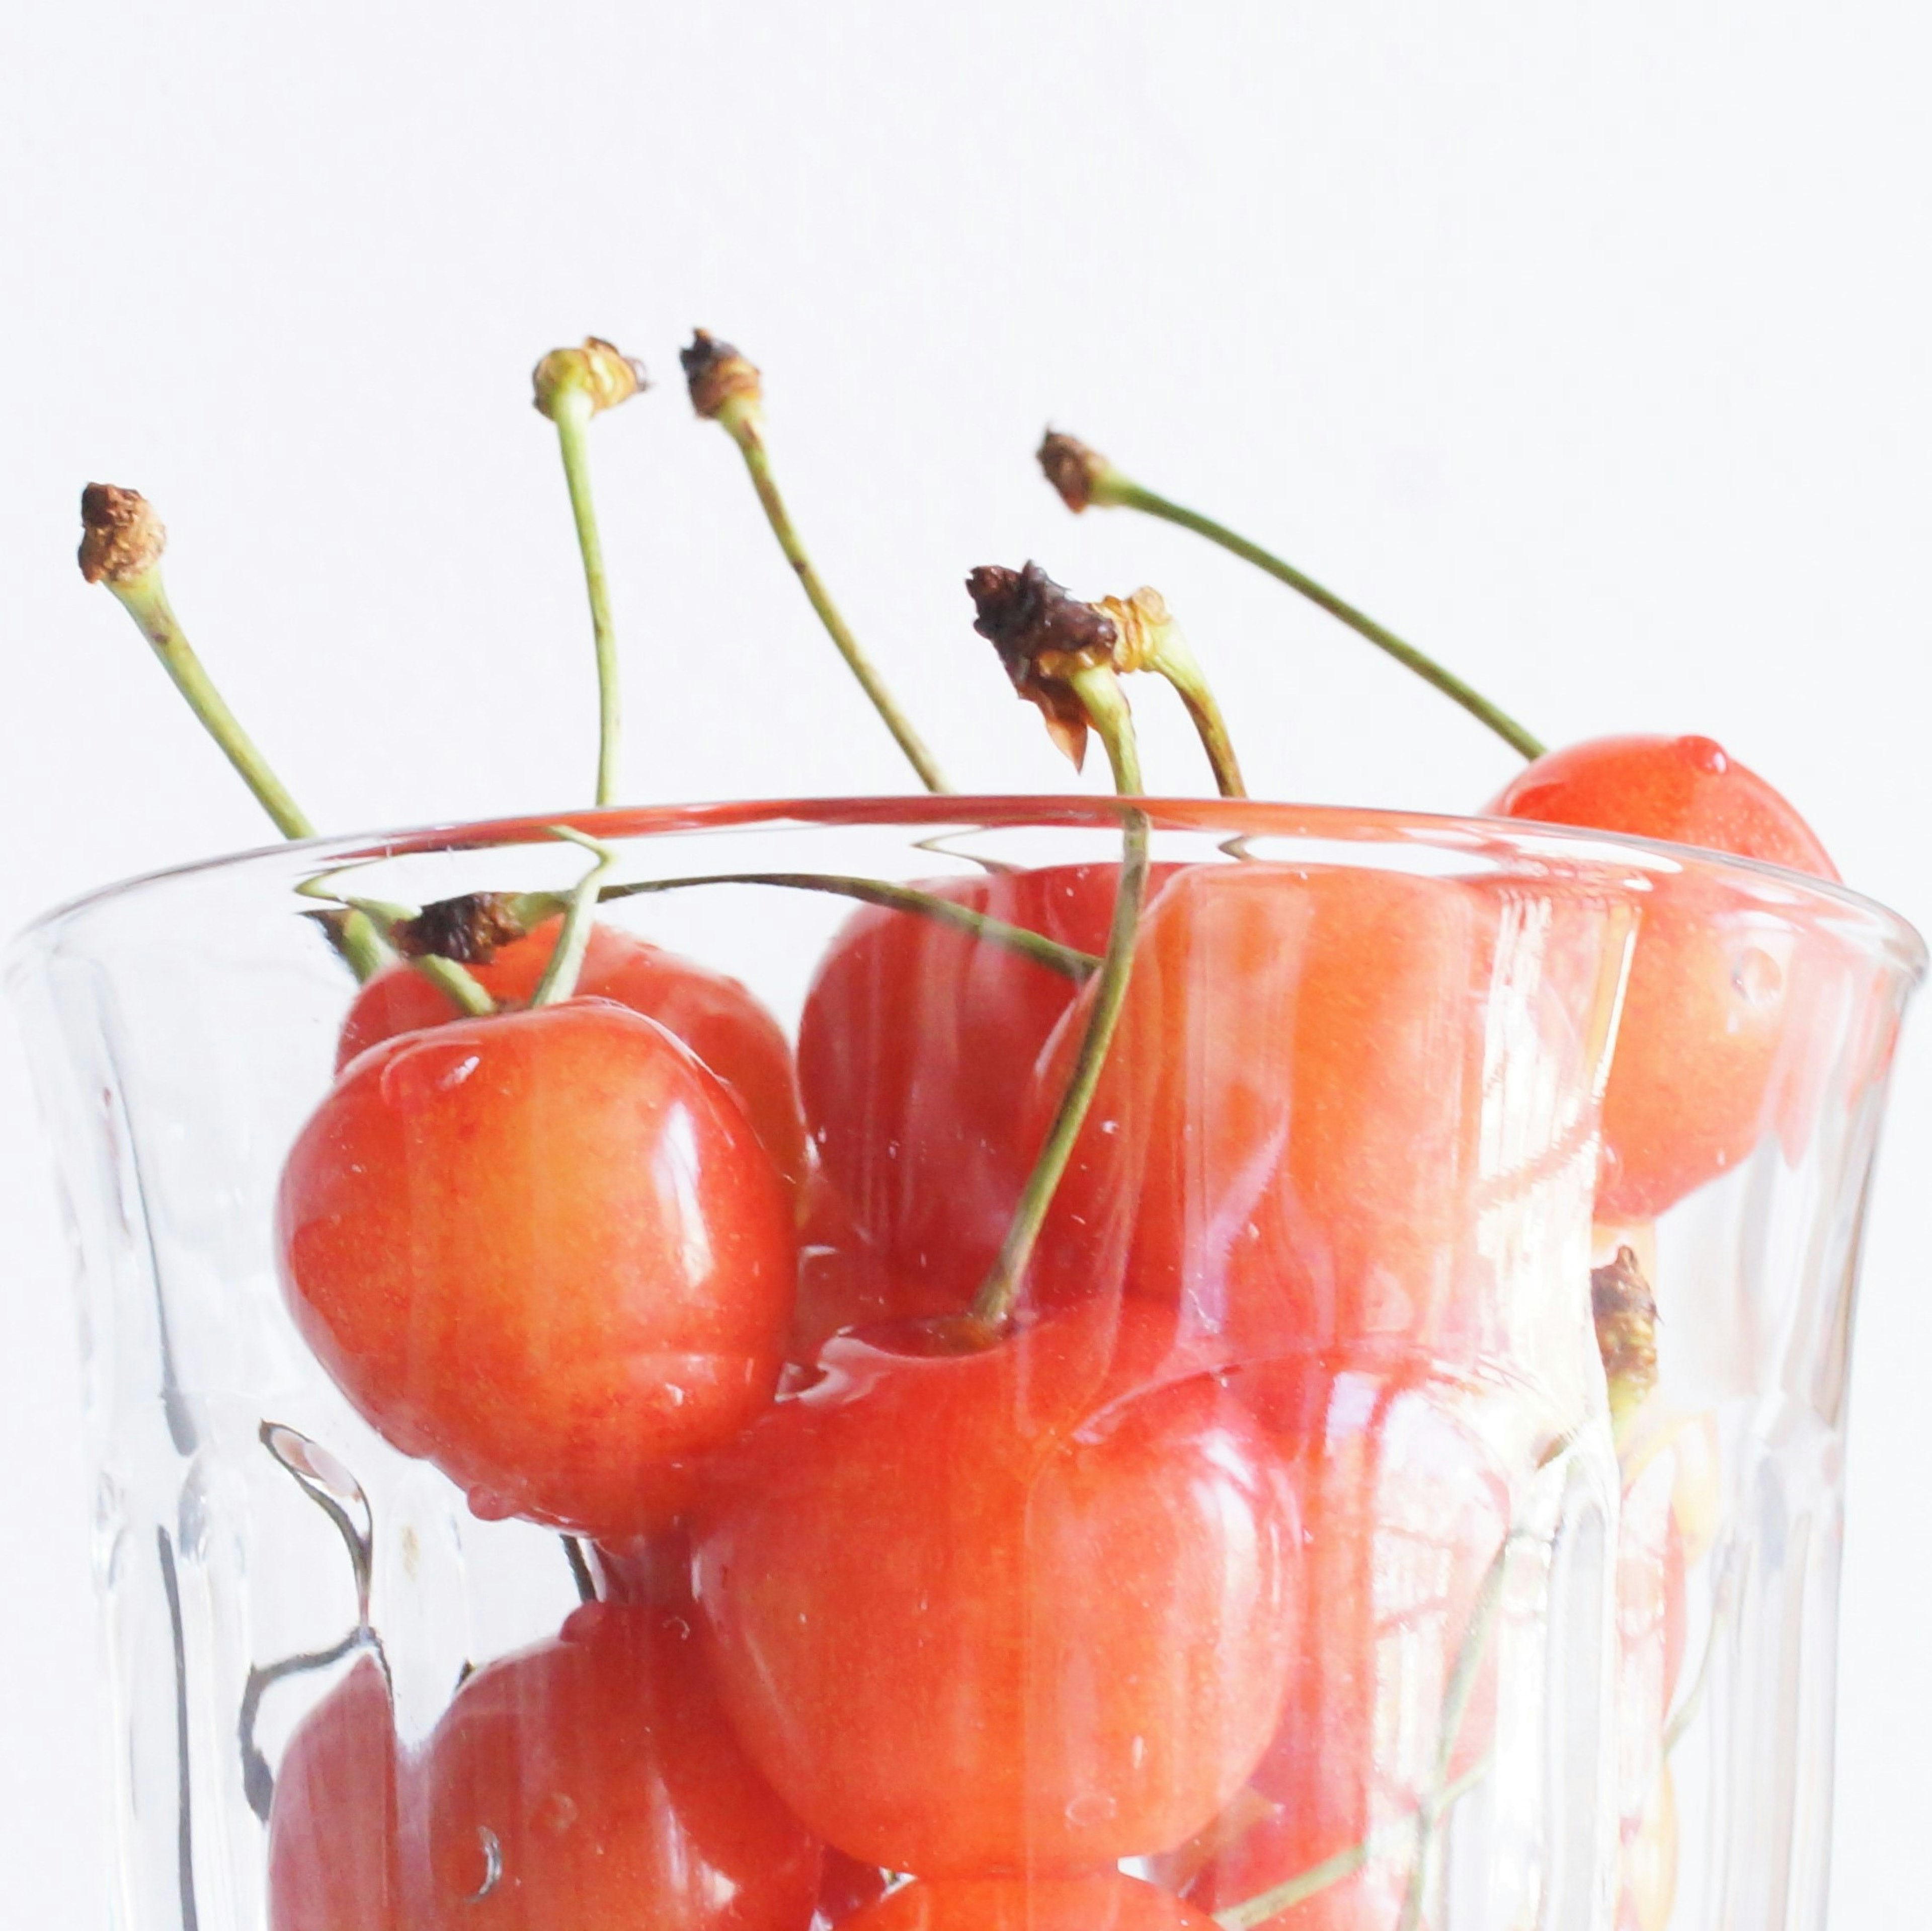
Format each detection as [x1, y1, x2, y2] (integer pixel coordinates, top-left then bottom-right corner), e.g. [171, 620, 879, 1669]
[108, 570, 395, 983]
[297, 876, 491, 1011]
[1146, 631, 1246, 797]
[413, 954, 497, 1017]
[591, 871, 1098, 980]
[109, 570, 319, 838]
[1067, 662, 1143, 794]
[1213, 1758, 1493, 1930]
[530, 828, 620, 1007]
[972, 666, 1144, 1329]
[551, 388, 623, 806]
[717, 398, 950, 793]
[1102, 478, 1547, 762]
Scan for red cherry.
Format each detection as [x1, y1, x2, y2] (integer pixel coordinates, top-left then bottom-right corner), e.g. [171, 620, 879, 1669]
[1030, 864, 1604, 1361]
[277, 1000, 798, 1536]
[1172, 1353, 1507, 1931]
[839, 1875, 1216, 1931]
[1488, 733, 1836, 879]
[267, 1657, 403, 1931]
[693, 1303, 1301, 1875]
[424, 1598, 821, 1931]
[1487, 733, 1837, 1217]
[795, 864, 1164, 1325]
[339, 916, 808, 1193]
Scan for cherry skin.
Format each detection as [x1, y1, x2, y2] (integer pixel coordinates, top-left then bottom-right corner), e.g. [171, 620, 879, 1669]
[267, 1656, 403, 1931]
[1487, 733, 1837, 1217]
[338, 916, 808, 1193]
[1029, 864, 1539, 1361]
[424, 1598, 821, 1931]
[839, 1876, 1216, 1931]
[277, 1000, 798, 1537]
[795, 864, 1165, 1329]
[693, 1302, 1301, 1876]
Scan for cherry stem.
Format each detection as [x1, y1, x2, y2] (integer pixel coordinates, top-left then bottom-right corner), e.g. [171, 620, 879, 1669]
[297, 875, 494, 1014]
[971, 665, 1144, 1329]
[1142, 627, 1244, 798]
[1212, 1757, 1493, 1929]
[1087, 470, 1546, 761]
[102, 568, 394, 982]
[588, 871, 1099, 980]
[549, 387, 624, 806]
[714, 395, 951, 793]
[529, 827, 620, 1007]
[107, 568, 316, 838]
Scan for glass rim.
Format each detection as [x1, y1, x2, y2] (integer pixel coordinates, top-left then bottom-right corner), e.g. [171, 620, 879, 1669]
[11, 791, 1926, 982]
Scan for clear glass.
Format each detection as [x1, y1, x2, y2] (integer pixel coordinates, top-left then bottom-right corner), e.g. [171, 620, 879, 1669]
[7, 797, 1919, 1931]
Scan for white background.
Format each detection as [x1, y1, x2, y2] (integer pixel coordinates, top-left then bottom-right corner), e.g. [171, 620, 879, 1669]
[3, 4, 1928, 1921]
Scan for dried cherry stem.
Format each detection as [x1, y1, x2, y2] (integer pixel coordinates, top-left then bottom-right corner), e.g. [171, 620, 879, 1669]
[533, 341, 648, 806]
[683, 332, 949, 792]
[1592, 1245, 1660, 1440]
[1037, 433, 1547, 761]
[77, 485, 392, 983]
[971, 662, 1145, 1328]
[529, 827, 621, 1007]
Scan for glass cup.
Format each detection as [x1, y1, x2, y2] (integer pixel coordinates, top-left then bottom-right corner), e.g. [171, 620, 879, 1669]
[8, 798, 1918, 1931]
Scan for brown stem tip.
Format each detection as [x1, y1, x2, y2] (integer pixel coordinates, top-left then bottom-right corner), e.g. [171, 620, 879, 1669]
[78, 483, 166, 585]
[1590, 1244, 1660, 1407]
[966, 561, 1119, 769]
[1036, 431, 1117, 514]
[391, 892, 529, 965]
[681, 330, 763, 420]
[531, 338, 649, 421]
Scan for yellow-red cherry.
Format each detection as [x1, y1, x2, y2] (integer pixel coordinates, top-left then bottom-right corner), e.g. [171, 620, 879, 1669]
[424, 1598, 821, 1931]
[1202, 1352, 1507, 1916]
[693, 1302, 1301, 1876]
[277, 1000, 797, 1537]
[1028, 865, 1515, 1361]
[795, 864, 1163, 1329]
[267, 1656, 403, 1931]
[338, 916, 808, 1194]
[1487, 733, 1838, 1217]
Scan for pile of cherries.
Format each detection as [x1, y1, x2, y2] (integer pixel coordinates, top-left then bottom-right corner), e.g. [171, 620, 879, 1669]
[261, 723, 1838, 1931]
[71, 323, 1868, 1931]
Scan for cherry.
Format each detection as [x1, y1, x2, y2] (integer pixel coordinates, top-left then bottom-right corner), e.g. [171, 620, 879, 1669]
[838, 1875, 1215, 1931]
[1173, 1352, 1508, 1931]
[693, 1301, 1300, 1875]
[338, 914, 808, 1193]
[1244, 1353, 1506, 1856]
[424, 1597, 821, 1931]
[1487, 733, 1837, 1217]
[794, 863, 1150, 1327]
[1027, 863, 1607, 1361]
[267, 1656, 403, 1931]
[277, 999, 797, 1537]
